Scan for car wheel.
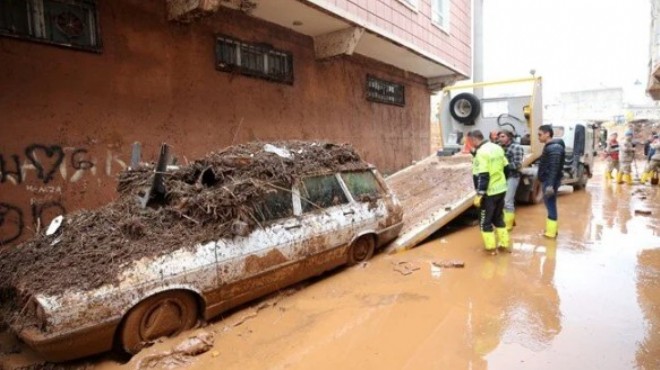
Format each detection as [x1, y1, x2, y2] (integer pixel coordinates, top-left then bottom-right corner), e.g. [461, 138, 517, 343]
[348, 236, 376, 265]
[449, 93, 481, 125]
[119, 290, 198, 355]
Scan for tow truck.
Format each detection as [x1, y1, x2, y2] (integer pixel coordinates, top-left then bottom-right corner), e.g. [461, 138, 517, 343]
[384, 77, 581, 252]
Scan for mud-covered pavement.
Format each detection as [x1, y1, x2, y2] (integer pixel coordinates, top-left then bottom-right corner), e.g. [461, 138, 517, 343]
[2, 161, 660, 369]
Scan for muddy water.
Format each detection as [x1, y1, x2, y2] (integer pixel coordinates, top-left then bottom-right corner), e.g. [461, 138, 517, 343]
[4, 161, 660, 369]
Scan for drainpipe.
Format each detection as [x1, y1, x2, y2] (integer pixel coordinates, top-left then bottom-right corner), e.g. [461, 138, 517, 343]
[473, 0, 484, 99]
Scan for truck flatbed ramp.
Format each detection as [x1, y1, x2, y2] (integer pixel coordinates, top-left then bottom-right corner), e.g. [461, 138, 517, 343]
[385, 154, 475, 252]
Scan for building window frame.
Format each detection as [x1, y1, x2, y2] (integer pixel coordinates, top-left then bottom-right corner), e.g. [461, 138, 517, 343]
[215, 34, 294, 85]
[397, 0, 419, 12]
[366, 75, 405, 107]
[0, 0, 102, 53]
[431, 0, 451, 32]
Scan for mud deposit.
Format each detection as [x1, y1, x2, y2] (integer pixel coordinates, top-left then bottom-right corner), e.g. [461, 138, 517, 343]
[0, 141, 368, 314]
[387, 154, 473, 235]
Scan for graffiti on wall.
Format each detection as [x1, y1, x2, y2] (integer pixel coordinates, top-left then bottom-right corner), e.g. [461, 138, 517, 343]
[0, 144, 127, 245]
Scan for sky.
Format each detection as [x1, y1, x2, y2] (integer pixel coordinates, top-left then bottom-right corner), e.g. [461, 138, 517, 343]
[481, 0, 653, 104]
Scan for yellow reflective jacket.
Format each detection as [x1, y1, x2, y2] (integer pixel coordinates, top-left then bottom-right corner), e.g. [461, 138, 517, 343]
[472, 141, 509, 196]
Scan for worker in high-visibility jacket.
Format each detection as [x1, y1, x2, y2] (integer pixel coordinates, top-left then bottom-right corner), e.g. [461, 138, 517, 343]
[467, 129, 510, 254]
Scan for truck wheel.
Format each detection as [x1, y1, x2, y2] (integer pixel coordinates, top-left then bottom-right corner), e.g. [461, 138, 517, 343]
[348, 236, 375, 265]
[574, 165, 589, 190]
[119, 291, 199, 355]
[449, 93, 481, 125]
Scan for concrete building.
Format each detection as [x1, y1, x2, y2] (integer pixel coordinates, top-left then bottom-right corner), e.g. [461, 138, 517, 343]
[545, 88, 624, 122]
[648, 0, 660, 99]
[0, 0, 471, 246]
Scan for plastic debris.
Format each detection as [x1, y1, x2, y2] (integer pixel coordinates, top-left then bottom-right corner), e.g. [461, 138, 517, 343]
[46, 215, 64, 236]
[263, 144, 292, 159]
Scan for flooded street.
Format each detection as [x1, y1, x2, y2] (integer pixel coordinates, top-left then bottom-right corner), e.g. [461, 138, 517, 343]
[3, 161, 660, 369]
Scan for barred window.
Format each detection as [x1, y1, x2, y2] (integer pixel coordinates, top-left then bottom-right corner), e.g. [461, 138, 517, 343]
[366, 75, 405, 107]
[215, 35, 293, 84]
[0, 0, 101, 52]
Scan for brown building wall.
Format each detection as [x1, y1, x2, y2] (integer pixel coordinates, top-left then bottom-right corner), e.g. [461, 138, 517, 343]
[0, 0, 432, 246]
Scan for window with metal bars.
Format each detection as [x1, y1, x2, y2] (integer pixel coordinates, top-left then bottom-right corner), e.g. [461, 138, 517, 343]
[366, 75, 405, 107]
[0, 0, 101, 52]
[215, 35, 293, 84]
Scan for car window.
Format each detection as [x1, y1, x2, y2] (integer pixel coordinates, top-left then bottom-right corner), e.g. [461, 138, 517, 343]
[300, 174, 348, 213]
[253, 185, 294, 222]
[341, 171, 383, 201]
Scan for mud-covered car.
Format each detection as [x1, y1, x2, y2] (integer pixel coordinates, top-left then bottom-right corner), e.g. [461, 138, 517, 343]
[0, 141, 403, 362]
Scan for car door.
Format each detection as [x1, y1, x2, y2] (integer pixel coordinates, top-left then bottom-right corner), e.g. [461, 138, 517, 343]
[215, 183, 303, 305]
[339, 169, 388, 230]
[296, 173, 356, 265]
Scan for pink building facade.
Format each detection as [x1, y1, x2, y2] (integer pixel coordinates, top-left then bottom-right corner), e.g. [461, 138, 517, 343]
[0, 0, 471, 247]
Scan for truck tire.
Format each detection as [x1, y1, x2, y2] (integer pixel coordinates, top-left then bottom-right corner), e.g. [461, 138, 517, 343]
[573, 165, 589, 190]
[449, 93, 481, 125]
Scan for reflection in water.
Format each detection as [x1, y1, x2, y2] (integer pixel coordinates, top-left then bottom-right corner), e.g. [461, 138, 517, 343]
[635, 249, 660, 369]
[502, 242, 561, 351]
[469, 242, 562, 368]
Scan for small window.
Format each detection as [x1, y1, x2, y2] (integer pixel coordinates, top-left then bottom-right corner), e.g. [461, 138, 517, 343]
[431, 0, 450, 30]
[552, 126, 566, 138]
[253, 186, 294, 222]
[215, 35, 293, 84]
[300, 175, 348, 213]
[341, 171, 383, 201]
[367, 75, 405, 107]
[0, 0, 101, 52]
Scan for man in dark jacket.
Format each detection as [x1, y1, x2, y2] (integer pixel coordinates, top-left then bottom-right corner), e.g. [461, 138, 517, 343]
[537, 124, 565, 238]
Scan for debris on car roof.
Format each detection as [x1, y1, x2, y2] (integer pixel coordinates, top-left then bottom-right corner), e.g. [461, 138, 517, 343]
[0, 141, 370, 302]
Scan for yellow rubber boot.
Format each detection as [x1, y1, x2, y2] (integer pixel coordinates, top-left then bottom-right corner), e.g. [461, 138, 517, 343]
[481, 231, 497, 252]
[544, 219, 558, 238]
[495, 227, 511, 251]
[640, 172, 650, 184]
[615, 172, 623, 184]
[503, 210, 515, 231]
[623, 173, 633, 185]
[604, 171, 612, 181]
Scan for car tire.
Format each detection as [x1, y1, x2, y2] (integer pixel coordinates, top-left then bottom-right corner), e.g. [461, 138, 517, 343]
[119, 290, 199, 355]
[347, 235, 376, 265]
[449, 93, 481, 125]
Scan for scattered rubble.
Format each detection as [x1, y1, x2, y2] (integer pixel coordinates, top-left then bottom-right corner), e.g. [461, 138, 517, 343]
[136, 331, 214, 369]
[432, 260, 465, 268]
[392, 261, 421, 276]
[0, 141, 369, 326]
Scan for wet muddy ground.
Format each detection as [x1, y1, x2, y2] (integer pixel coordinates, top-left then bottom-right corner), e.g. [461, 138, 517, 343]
[2, 160, 659, 369]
